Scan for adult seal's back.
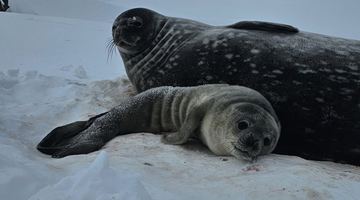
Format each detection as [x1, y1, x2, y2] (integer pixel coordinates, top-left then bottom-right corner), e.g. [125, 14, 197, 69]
[112, 8, 360, 165]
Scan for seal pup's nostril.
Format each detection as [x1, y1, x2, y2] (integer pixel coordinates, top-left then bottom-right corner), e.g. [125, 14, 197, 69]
[263, 137, 271, 146]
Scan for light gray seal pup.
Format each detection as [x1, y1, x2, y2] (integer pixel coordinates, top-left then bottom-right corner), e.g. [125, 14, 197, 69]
[37, 84, 281, 161]
[111, 8, 360, 165]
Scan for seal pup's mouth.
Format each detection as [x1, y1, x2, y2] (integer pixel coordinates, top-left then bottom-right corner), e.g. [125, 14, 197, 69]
[232, 142, 259, 161]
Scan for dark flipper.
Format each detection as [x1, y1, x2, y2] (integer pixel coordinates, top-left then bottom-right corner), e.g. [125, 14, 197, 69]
[226, 21, 299, 33]
[37, 112, 108, 155]
[51, 140, 105, 158]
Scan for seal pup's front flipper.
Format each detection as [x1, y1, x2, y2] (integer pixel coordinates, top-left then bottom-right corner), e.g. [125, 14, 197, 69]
[161, 102, 209, 145]
[37, 112, 108, 155]
[226, 21, 299, 33]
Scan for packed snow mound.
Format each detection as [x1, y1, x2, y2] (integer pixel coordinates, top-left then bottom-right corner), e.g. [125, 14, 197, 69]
[106, 133, 360, 200]
[29, 151, 151, 200]
[0, 68, 132, 147]
[0, 68, 133, 200]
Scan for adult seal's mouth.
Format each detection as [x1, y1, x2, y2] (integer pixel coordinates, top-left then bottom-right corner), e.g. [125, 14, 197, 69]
[116, 39, 137, 48]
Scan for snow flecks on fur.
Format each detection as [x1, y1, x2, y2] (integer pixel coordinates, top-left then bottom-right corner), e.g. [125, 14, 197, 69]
[250, 49, 260, 54]
[225, 54, 233, 60]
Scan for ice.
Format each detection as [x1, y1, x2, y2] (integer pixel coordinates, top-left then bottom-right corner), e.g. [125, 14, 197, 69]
[29, 151, 151, 200]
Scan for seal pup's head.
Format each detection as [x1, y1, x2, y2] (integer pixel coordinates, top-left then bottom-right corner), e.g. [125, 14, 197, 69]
[112, 8, 166, 55]
[201, 102, 281, 161]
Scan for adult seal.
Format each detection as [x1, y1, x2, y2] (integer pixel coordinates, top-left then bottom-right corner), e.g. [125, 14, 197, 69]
[37, 84, 281, 160]
[112, 8, 360, 165]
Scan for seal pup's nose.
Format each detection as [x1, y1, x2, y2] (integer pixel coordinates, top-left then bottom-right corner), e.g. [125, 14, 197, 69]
[237, 134, 262, 160]
[244, 135, 261, 152]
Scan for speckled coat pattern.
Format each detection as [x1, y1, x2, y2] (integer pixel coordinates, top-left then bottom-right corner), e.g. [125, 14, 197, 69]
[115, 8, 360, 165]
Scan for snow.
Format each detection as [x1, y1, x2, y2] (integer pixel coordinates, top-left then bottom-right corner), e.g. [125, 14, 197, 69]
[1, 1, 360, 200]
[29, 151, 151, 200]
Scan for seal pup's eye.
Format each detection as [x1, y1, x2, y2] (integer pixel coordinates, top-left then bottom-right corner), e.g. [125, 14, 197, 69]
[127, 16, 143, 28]
[237, 120, 249, 130]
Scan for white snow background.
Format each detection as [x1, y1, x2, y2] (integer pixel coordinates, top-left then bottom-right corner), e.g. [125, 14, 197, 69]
[1, 0, 360, 199]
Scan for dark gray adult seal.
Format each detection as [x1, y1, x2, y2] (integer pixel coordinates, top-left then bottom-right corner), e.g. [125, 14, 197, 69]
[37, 84, 281, 160]
[111, 8, 360, 165]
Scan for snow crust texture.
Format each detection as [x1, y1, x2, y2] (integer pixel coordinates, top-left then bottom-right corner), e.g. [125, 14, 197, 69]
[0, 67, 359, 200]
[1, 1, 360, 200]
[29, 151, 151, 200]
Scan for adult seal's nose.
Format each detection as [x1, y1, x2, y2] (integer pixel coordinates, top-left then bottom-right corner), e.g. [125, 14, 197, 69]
[112, 25, 117, 31]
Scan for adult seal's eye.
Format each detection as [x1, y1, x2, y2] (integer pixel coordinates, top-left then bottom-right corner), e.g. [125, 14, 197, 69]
[127, 16, 143, 28]
[238, 120, 249, 130]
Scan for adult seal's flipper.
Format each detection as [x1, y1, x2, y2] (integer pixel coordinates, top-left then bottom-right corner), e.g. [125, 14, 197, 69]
[226, 21, 299, 33]
[37, 112, 108, 155]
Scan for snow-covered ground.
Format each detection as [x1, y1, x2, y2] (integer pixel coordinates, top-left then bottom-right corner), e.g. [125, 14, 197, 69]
[1, 1, 360, 199]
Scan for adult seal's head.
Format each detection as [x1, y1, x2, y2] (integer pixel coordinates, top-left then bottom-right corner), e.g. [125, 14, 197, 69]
[112, 8, 167, 55]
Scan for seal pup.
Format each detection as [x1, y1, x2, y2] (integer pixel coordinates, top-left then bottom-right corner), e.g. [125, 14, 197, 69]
[37, 84, 281, 160]
[112, 8, 360, 165]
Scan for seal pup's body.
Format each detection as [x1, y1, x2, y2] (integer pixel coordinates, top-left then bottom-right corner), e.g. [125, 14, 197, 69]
[38, 84, 281, 160]
[112, 8, 360, 165]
